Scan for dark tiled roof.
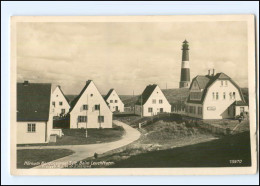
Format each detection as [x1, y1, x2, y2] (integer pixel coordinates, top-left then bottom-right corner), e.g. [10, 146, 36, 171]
[190, 75, 211, 90]
[135, 84, 158, 105]
[187, 72, 246, 104]
[69, 80, 92, 112]
[17, 82, 51, 121]
[104, 89, 114, 101]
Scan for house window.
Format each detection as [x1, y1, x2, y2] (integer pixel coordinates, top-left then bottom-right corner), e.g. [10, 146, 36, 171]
[95, 105, 100, 110]
[212, 92, 215, 100]
[59, 101, 63, 106]
[189, 106, 196, 114]
[152, 99, 156, 104]
[221, 81, 223, 86]
[225, 81, 228, 86]
[233, 92, 236, 99]
[115, 100, 118, 103]
[90, 94, 93, 97]
[27, 123, 36, 133]
[148, 107, 153, 113]
[98, 116, 104, 123]
[223, 92, 226, 100]
[83, 104, 88, 110]
[229, 92, 232, 100]
[110, 100, 113, 103]
[61, 109, 65, 114]
[52, 101, 55, 106]
[216, 92, 219, 100]
[159, 99, 163, 104]
[198, 107, 202, 115]
[78, 116, 87, 122]
[240, 107, 245, 113]
[160, 108, 164, 113]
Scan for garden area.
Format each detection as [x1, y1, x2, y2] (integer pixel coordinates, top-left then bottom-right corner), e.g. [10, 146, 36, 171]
[17, 124, 125, 147]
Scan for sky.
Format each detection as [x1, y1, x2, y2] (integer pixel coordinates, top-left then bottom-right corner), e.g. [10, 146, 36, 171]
[17, 21, 248, 95]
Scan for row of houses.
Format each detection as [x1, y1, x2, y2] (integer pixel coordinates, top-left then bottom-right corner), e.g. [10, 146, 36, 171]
[17, 80, 124, 144]
[17, 70, 248, 144]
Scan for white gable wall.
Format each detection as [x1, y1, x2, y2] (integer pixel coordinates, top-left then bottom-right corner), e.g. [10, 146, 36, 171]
[203, 80, 243, 119]
[70, 81, 112, 129]
[142, 86, 171, 116]
[17, 121, 47, 144]
[51, 87, 70, 116]
[106, 90, 124, 112]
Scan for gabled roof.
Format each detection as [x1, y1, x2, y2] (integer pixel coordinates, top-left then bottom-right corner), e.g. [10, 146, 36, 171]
[104, 89, 114, 101]
[187, 72, 246, 104]
[55, 86, 70, 105]
[17, 81, 51, 121]
[190, 75, 211, 90]
[135, 84, 158, 105]
[69, 80, 92, 112]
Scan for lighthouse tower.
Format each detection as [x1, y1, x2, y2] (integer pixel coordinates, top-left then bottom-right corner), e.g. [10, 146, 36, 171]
[179, 40, 191, 88]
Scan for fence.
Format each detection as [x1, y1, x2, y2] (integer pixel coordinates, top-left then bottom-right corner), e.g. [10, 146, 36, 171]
[53, 116, 70, 129]
[137, 113, 183, 128]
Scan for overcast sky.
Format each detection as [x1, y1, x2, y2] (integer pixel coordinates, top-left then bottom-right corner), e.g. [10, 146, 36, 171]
[17, 21, 248, 95]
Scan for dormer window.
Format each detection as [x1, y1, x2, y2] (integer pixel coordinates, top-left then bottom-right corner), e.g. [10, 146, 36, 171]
[190, 92, 202, 100]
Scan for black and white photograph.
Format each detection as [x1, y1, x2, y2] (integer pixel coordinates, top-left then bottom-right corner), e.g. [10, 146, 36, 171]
[10, 15, 257, 176]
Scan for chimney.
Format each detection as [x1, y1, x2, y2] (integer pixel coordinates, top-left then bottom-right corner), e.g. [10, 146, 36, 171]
[23, 80, 29, 86]
[212, 69, 215, 76]
[208, 69, 211, 76]
[57, 85, 61, 88]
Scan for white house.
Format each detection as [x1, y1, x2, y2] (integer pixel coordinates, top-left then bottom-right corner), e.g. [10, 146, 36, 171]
[104, 89, 124, 112]
[51, 85, 70, 117]
[135, 84, 171, 117]
[69, 80, 113, 129]
[17, 81, 54, 144]
[185, 70, 249, 119]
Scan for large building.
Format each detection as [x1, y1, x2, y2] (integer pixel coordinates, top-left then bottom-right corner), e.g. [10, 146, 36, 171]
[17, 81, 54, 144]
[135, 84, 171, 117]
[51, 85, 70, 117]
[69, 80, 112, 129]
[104, 89, 124, 112]
[179, 40, 191, 88]
[185, 70, 248, 119]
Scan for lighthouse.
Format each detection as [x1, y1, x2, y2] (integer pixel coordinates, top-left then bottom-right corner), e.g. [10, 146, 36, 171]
[179, 40, 191, 88]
